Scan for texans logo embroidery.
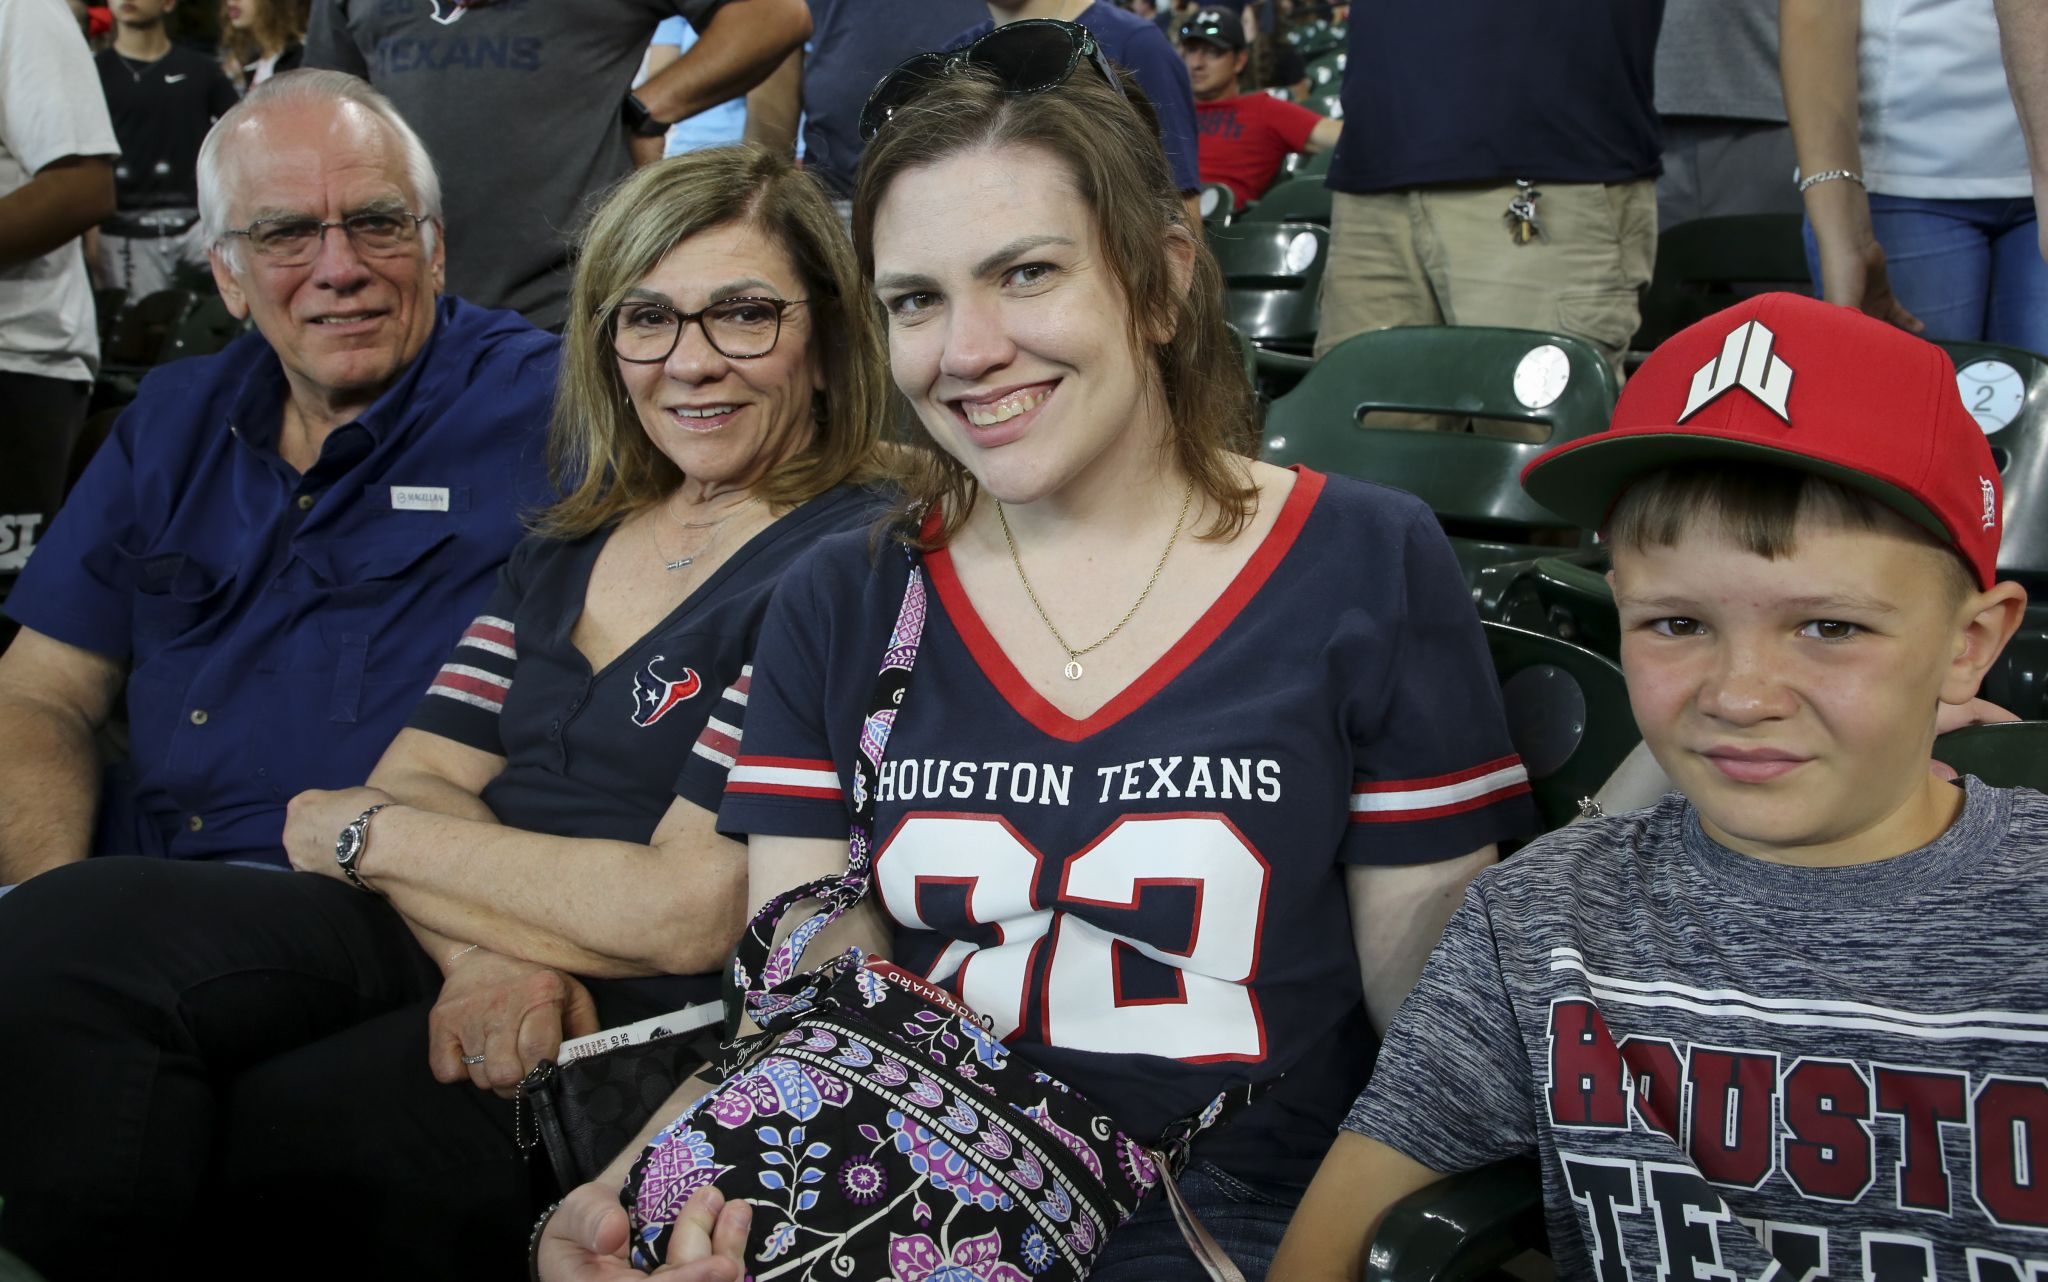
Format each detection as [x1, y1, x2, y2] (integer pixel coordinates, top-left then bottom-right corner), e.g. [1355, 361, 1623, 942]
[630, 655, 701, 728]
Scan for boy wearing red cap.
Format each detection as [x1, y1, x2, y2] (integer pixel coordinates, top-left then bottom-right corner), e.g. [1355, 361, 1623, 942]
[1271, 293, 2045, 1278]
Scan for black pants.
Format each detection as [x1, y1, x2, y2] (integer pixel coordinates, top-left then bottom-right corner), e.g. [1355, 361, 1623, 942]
[0, 371, 89, 652]
[0, 859, 668, 1281]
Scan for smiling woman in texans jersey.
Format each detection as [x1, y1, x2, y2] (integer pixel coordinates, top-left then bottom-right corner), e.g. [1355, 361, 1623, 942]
[538, 41, 1539, 1282]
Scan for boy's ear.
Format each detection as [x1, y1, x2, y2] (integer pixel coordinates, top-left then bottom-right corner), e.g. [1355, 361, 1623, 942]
[1940, 579, 2031, 707]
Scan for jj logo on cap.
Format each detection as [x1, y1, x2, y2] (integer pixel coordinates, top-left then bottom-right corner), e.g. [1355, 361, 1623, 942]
[1681, 320, 1794, 424]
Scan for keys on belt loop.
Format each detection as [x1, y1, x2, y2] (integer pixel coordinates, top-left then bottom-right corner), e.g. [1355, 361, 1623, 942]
[1504, 178, 1544, 245]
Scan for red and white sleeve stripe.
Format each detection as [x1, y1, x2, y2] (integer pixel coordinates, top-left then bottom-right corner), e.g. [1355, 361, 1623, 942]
[426, 614, 517, 715]
[689, 666, 751, 770]
[1349, 755, 1531, 823]
[725, 754, 842, 801]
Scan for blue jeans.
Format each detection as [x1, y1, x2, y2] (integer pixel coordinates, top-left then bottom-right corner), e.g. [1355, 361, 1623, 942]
[1089, 1161, 1303, 1282]
[1804, 195, 2048, 352]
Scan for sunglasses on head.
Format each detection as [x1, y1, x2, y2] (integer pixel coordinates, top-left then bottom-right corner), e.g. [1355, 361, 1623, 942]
[857, 19, 1130, 143]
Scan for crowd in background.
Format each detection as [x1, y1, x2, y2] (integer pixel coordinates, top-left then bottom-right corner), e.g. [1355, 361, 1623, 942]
[1, 0, 2047, 1278]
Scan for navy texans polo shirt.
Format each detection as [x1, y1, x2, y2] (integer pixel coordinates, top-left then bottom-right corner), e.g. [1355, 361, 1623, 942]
[8, 297, 558, 864]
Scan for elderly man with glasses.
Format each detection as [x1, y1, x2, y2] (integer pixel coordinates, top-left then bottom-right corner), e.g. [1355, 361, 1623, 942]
[0, 68, 556, 890]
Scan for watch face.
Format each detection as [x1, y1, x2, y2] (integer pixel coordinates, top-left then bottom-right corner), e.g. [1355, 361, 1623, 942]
[336, 825, 364, 865]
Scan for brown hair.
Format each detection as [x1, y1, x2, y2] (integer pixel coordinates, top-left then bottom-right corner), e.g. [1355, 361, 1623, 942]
[219, 0, 306, 68]
[535, 146, 890, 540]
[850, 63, 1258, 547]
[1606, 464, 1975, 604]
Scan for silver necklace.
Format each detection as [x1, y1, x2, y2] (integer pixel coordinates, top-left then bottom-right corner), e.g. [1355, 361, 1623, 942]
[661, 495, 757, 573]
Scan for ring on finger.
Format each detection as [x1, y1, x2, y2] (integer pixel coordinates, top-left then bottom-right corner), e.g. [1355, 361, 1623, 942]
[462, 1052, 487, 1065]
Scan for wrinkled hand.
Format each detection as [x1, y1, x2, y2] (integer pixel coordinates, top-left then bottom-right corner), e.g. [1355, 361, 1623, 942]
[283, 786, 396, 879]
[1814, 225, 1923, 335]
[428, 949, 601, 1097]
[538, 1181, 751, 1282]
[1929, 697, 2022, 781]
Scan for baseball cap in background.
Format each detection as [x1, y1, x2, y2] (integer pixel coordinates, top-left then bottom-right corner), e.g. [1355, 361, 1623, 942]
[1522, 292, 2003, 589]
[1180, 5, 1247, 50]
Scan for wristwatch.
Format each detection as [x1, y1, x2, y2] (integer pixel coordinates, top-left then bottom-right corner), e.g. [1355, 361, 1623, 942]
[622, 92, 670, 138]
[334, 802, 391, 893]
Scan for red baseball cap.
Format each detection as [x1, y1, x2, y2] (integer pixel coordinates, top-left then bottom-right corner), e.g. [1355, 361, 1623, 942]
[1522, 292, 2001, 588]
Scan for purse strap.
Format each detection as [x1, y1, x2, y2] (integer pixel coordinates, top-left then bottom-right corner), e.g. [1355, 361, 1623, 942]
[730, 547, 928, 1009]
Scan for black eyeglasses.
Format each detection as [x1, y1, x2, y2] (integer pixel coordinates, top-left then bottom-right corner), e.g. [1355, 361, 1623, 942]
[605, 296, 810, 363]
[857, 19, 1130, 142]
[220, 210, 431, 266]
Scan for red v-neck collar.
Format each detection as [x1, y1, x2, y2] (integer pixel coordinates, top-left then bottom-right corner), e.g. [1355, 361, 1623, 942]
[925, 467, 1326, 743]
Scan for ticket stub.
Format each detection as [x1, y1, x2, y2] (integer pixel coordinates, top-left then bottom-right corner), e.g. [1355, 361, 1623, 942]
[557, 1000, 722, 1063]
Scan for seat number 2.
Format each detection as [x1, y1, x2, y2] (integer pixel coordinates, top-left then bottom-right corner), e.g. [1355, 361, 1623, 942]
[874, 812, 1271, 1064]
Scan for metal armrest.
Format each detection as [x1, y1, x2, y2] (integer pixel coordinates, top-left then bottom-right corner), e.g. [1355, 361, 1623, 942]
[1364, 1159, 1545, 1282]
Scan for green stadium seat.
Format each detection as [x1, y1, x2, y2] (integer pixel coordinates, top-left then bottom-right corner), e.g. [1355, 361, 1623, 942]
[95, 288, 197, 406]
[1237, 175, 1332, 224]
[1485, 622, 1640, 832]
[1280, 147, 1334, 181]
[1261, 325, 1620, 574]
[1364, 1159, 1546, 1282]
[1633, 214, 1810, 358]
[1197, 182, 1237, 230]
[1938, 340, 2048, 586]
[1475, 553, 1620, 660]
[161, 291, 250, 362]
[1208, 221, 1327, 368]
[1933, 720, 2048, 790]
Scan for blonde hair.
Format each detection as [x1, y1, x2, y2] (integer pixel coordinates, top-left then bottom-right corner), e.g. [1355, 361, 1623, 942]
[536, 146, 891, 539]
[851, 65, 1259, 548]
[219, 0, 306, 68]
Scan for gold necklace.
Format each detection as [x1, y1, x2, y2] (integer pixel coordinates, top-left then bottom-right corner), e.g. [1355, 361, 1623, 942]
[995, 479, 1195, 681]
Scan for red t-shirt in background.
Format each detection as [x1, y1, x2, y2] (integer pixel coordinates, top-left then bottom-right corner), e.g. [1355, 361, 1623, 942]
[1194, 92, 1325, 205]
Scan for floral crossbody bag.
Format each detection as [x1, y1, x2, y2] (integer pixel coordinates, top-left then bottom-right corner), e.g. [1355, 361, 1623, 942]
[621, 552, 1258, 1281]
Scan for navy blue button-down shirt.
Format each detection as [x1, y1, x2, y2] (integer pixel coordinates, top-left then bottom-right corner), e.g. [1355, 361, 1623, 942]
[8, 296, 558, 864]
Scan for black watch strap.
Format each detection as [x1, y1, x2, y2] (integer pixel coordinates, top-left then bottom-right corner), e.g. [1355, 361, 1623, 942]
[623, 92, 669, 137]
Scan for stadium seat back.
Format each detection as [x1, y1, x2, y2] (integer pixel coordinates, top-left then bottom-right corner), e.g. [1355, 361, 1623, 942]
[1198, 182, 1237, 230]
[1208, 221, 1328, 352]
[161, 292, 250, 363]
[1239, 175, 1333, 224]
[1261, 325, 1619, 530]
[1634, 214, 1810, 355]
[1934, 721, 2048, 791]
[1365, 1159, 1547, 1282]
[101, 288, 196, 369]
[1939, 339, 2048, 585]
[1484, 622, 1640, 832]
[1475, 553, 1621, 660]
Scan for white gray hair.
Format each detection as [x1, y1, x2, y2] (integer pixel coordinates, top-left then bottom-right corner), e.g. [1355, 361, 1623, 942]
[197, 69, 443, 265]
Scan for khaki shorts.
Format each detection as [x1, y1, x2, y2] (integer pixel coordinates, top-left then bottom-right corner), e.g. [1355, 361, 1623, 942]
[1315, 178, 1658, 370]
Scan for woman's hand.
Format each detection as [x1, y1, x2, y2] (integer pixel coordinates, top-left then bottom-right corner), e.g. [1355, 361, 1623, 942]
[282, 786, 396, 879]
[538, 1181, 751, 1282]
[1814, 223, 1923, 334]
[428, 949, 600, 1096]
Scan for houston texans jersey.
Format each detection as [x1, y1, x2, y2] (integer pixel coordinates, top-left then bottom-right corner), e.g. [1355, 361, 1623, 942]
[697, 469, 1539, 1186]
[410, 483, 881, 848]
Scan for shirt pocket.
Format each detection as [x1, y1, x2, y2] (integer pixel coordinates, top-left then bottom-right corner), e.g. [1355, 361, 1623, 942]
[271, 528, 459, 723]
[114, 548, 237, 654]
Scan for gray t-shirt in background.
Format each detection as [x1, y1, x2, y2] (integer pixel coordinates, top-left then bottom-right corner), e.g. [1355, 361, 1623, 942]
[1350, 779, 2048, 1278]
[1655, 0, 1786, 122]
[308, 0, 722, 331]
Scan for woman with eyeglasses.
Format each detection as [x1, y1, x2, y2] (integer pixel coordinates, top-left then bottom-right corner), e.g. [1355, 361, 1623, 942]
[188, 144, 888, 1277]
[540, 24, 1533, 1282]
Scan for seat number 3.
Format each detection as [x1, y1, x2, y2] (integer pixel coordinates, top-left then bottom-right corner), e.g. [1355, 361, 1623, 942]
[874, 813, 1271, 1063]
